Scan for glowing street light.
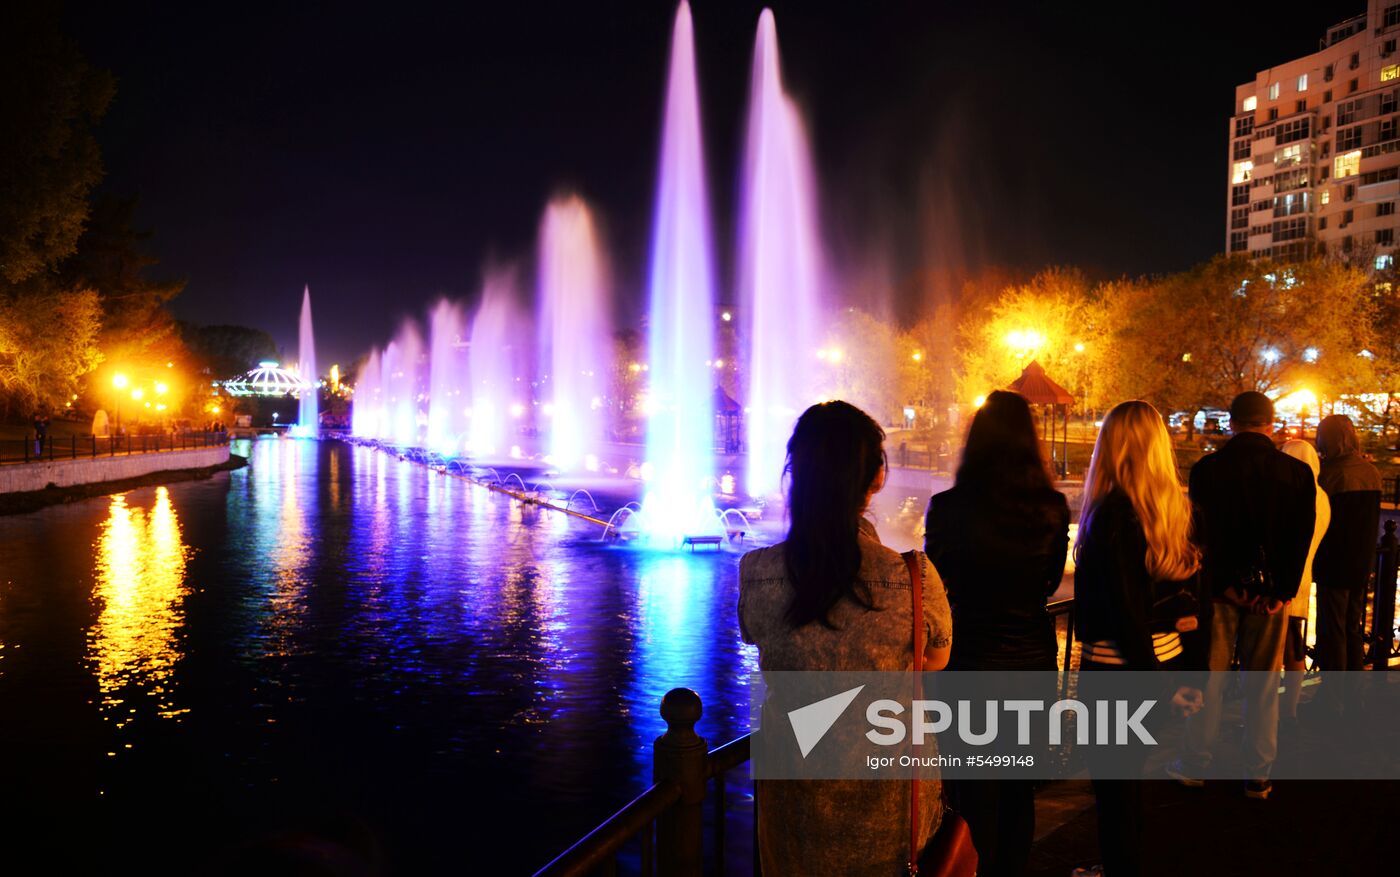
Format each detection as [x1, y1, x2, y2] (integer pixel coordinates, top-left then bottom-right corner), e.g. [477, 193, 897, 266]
[154, 382, 168, 396]
[131, 388, 144, 401]
[113, 373, 129, 390]
[911, 351, 923, 362]
[973, 395, 987, 409]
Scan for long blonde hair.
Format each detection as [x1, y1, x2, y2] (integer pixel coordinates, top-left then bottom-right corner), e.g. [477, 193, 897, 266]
[1076, 400, 1199, 582]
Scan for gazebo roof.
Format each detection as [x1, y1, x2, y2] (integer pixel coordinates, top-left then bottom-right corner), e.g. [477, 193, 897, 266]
[715, 386, 742, 415]
[1009, 360, 1074, 406]
[222, 361, 315, 397]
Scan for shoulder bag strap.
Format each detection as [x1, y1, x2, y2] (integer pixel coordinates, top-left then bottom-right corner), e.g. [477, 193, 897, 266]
[905, 550, 923, 875]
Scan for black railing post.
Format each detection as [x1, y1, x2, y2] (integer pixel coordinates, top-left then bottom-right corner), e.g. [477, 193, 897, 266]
[654, 688, 706, 877]
[1372, 519, 1398, 670]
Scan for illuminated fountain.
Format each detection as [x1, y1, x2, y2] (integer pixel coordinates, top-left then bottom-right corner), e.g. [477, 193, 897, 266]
[382, 321, 424, 447]
[538, 195, 610, 472]
[291, 285, 320, 438]
[738, 9, 823, 498]
[467, 269, 524, 459]
[351, 348, 383, 439]
[426, 299, 467, 455]
[640, 0, 721, 544]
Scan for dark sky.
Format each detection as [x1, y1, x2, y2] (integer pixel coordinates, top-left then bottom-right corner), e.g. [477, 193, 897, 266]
[63, 0, 1355, 365]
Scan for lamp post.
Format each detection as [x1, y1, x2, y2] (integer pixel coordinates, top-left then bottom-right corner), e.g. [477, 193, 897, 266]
[112, 373, 128, 433]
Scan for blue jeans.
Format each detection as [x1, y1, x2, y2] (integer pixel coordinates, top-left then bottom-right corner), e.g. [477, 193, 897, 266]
[1183, 602, 1287, 779]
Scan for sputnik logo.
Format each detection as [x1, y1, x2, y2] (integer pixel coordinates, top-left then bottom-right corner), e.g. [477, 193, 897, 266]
[787, 685, 864, 757]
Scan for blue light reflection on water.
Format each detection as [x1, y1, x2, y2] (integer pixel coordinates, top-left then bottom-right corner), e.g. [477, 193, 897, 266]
[0, 437, 764, 870]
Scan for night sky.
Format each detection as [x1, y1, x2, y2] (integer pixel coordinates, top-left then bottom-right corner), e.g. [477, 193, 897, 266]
[63, 0, 1353, 365]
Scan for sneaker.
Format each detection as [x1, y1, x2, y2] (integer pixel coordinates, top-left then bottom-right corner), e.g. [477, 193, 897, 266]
[1244, 779, 1273, 800]
[1165, 759, 1205, 787]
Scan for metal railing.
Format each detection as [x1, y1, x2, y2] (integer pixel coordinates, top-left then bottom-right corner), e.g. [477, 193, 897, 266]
[1367, 519, 1400, 669]
[539, 598, 1080, 877]
[0, 432, 229, 465]
[534, 689, 752, 877]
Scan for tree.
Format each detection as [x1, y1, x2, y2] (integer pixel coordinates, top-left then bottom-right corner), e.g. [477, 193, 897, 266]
[815, 308, 902, 424]
[63, 196, 187, 372]
[180, 324, 280, 378]
[955, 268, 1111, 414]
[1108, 256, 1374, 416]
[0, 7, 114, 285]
[0, 282, 103, 415]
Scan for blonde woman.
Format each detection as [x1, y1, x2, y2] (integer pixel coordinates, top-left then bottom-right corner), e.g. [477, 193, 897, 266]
[1072, 400, 1204, 877]
[1279, 439, 1330, 727]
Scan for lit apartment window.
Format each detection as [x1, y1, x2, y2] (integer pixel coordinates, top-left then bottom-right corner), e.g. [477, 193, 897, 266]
[1297, 74, 1309, 92]
[1243, 95, 1258, 112]
[1269, 82, 1280, 100]
[1232, 160, 1254, 184]
[1276, 144, 1304, 167]
[1384, 65, 1400, 83]
[1335, 150, 1361, 178]
[1322, 189, 1331, 205]
[1378, 255, 1395, 272]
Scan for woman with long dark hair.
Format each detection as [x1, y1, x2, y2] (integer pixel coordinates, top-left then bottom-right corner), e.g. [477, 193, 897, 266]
[740, 400, 953, 875]
[924, 389, 1069, 876]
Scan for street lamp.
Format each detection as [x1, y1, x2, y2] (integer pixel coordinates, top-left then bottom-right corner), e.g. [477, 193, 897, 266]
[112, 373, 128, 431]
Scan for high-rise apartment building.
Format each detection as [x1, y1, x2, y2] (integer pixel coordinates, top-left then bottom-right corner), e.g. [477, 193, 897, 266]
[1228, 1, 1400, 269]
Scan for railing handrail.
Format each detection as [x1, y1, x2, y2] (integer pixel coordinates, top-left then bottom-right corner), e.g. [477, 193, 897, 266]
[534, 693, 753, 877]
[533, 780, 683, 877]
[0, 431, 229, 465]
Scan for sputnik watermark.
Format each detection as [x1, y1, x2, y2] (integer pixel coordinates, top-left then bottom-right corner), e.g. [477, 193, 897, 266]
[862, 698, 1156, 747]
[749, 670, 1400, 780]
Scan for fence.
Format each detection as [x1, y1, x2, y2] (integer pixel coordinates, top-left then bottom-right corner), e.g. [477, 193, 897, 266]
[0, 432, 229, 465]
[536, 600, 1080, 877]
[1368, 519, 1400, 670]
[533, 689, 752, 877]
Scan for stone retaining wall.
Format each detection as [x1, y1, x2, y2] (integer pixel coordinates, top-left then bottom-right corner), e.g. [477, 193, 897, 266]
[0, 445, 231, 494]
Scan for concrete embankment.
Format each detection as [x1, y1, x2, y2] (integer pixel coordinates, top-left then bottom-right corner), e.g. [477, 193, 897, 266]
[0, 446, 242, 515]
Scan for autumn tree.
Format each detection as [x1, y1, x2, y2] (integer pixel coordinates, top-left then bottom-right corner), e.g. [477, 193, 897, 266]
[0, 283, 103, 415]
[955, 268, 1112, 415]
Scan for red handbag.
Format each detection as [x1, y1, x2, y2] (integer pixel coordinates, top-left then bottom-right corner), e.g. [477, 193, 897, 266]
[904, 552, 978, 877]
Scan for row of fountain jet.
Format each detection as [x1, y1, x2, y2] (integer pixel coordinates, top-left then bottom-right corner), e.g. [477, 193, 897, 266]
[345, 2, 823, 542]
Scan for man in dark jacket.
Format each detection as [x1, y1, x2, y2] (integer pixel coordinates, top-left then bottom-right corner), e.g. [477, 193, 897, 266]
[1312, 414, 1381, 717]
[1179, 391, 1315, 798]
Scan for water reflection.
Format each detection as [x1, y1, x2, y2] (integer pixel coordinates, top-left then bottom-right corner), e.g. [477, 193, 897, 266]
[89, 487, 191, 726]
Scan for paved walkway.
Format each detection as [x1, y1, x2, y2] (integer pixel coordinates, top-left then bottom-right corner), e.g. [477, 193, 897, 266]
[1027, 677, 1400, 877]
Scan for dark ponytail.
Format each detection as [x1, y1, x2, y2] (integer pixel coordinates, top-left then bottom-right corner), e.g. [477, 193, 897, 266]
[783, 401, 886, 628]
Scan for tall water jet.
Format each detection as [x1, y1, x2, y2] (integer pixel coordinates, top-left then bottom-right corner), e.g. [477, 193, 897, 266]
[427, 299, 467, 455]
[642, 1, 719, 543]
[467, 270, 523, 459]
[538, 195, 609, 472]
[294, 285, 319, 436]
[352, 348, 383, 439]
[738, 9, 823, 498]
[382, 320, 424, 447]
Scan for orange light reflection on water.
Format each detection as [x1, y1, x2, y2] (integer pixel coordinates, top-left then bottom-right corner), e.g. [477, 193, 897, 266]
[89, 488, 191, 727]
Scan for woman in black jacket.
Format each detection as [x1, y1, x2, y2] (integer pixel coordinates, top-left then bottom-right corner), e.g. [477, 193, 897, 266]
[925, 390, 1069, 877]
[1313, 414, 1381, 718]
[1074, 400, 1204, 876]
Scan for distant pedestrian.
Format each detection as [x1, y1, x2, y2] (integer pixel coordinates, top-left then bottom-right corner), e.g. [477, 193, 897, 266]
[1181, 391, 1315, 800]
[925, 390, 1068, 877]
[1278, 439, 1330, 729]
[32, 412, 49, 456]
[1311, 414, 1381, 719]
[1074, 400, 1205, 877]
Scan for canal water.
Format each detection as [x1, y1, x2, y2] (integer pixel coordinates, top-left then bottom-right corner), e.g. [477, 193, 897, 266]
[0, 437, 784, 873]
